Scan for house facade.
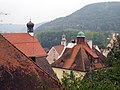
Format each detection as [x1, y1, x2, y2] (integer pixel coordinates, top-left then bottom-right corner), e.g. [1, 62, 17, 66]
[47, 45, 64, 64]
[47, 33, 66, 64]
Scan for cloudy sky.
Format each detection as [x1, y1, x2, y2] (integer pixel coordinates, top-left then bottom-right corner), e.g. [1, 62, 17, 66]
[0, 0, 120, 24]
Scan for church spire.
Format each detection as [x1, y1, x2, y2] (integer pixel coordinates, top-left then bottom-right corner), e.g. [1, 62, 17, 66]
[61, 33, 67, 46]
[26, 20, 34, 36]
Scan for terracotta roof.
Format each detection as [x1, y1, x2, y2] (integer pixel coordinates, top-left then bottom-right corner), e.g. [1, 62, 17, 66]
[83, 44, 98, 58]
[0, 34, 61, 90]
[52, 43, 106, 72]
[63, 45, 80, 69]
[2, 33, 47, 57]
[53, 45, 64, 55]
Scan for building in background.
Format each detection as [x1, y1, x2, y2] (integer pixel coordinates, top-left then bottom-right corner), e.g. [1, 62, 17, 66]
[47, 45, 64, 64]
[61, 33, 67, 46]
[52, 32, 107, 80]
[47, 33, 66, 64]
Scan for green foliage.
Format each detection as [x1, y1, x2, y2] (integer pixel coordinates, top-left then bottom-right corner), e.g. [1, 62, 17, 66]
[36, 2, 120, 33]
[62, 36, 120, 90]
[36, 30, 108, 49]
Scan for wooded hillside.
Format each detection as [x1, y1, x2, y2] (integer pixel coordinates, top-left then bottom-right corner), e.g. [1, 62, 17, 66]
[35, 2, 120, 32]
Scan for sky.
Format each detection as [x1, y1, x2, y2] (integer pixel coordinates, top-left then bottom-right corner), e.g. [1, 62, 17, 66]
[0, 0, 120, 24]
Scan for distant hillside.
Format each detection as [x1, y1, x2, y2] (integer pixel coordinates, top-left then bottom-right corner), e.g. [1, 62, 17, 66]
[0, 24, 26, 33]
[36, 2, 120, 32]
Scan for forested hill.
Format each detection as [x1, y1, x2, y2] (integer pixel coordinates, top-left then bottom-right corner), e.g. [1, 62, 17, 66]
[35, 2, 120, 32]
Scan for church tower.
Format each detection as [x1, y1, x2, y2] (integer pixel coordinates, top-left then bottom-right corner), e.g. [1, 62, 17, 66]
[27, 20, 34, 36]
[77, 31, 85, 44]
[61, 33, 67, 46]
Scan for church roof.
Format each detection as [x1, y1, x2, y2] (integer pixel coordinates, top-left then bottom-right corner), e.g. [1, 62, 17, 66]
[52, 43, 106, 72]
[27, 20, 34, 27]
[0, 34, 61, 90]
[77, 31, 85, 37]
[2, 33, 47, 57]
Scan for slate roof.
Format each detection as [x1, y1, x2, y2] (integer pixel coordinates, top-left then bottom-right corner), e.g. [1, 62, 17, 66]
[0, 34, 61, 90]
[36, 57, 59, 80]
[2, 33, 47, 57]
[52, 43, 106, 72]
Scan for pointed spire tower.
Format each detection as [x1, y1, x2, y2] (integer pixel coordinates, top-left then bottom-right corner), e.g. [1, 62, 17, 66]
[61, 33, 67, 46]
[27, 20, 34, 36]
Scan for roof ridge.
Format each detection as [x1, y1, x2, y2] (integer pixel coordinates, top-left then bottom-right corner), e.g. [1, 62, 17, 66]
[83, 44, 98, 58]
[63, 45, 80, 68]
[80, 48, 89, 71]
[13, 42, 39, 44]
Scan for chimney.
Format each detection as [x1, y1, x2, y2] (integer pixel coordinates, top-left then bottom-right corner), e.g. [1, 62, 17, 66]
[77, 31, 85, 44]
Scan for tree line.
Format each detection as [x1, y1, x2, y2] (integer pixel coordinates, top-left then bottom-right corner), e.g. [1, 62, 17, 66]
[36, 30, 111, 49]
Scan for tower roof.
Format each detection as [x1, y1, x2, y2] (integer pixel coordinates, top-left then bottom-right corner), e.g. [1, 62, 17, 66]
[27, 20, 34, 28]
[77, 31, 85, 37]
[27, 20, 34, 33]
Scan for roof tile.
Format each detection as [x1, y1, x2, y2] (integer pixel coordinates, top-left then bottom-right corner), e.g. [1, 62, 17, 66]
[52, 43, 106, 71]
[2, 33, 47, 57]
[53, 45, 64, 55]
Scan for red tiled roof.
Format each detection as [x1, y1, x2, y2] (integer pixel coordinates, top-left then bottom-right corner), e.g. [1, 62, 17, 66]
[2, 33, 47, 57]
[83, 44, 98, 58]
[52, 43, 105, 72]
[0, 34, 61, 90]
[53, 45, 64, 55]
[63, 45, 80, 68]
